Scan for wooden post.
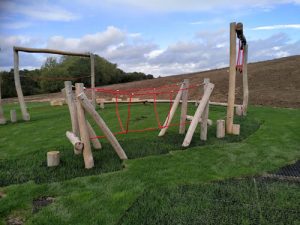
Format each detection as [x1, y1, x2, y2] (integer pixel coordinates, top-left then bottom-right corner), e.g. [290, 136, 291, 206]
[75, 83, 94, 169]
[232, 124, 240, 135]
[66, 131, 84, 152]
[87, 121, 102, 149]
[242, 44, 249, 115]
[216, 120, 225, 138]
[90, 53, 96, 108]
[200, 78, 210, 141]
[182, 83, 214, 147]
[179, 79, 189, 134]
[0, 75, 6, 124]
[158, 83, 184, 136]
[236, 105, 243, 116]
[47, 151, 60, 167]
[77, 92, 128, 160]
[100, 100, 105, 109]
[10, 110, 17, 123]
[13, 49, 30, 121]
[226, 22, 237, 134]
[64, 81, 81, 154]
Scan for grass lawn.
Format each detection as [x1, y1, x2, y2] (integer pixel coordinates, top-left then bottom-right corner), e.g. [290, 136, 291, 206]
[0, 102, 299, 225]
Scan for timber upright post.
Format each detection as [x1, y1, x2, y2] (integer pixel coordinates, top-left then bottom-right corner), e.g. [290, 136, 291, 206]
[179, 79, 189, 134]
[200, 78, 210, 141]
[0, 74, 6, 124]
[90, 53, 96, 108]
[13, 48, 30, 121]
[75, 83, 94, 169]
[226, 22, 237, 134]
[242, 44, 249, 115]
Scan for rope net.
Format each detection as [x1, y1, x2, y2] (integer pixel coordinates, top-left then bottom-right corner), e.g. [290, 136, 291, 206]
[86, 82, 204, 139]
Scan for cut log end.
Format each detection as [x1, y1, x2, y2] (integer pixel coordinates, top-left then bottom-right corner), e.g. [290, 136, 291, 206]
[47, 151, 60, 167]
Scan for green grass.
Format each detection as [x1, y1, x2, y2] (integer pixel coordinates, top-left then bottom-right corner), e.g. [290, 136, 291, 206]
[118, 177, 300, 225]
[0, 103, 300, 225]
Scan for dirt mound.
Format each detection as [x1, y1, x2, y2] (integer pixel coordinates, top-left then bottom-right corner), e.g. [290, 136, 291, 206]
[3, 55, 300, 108]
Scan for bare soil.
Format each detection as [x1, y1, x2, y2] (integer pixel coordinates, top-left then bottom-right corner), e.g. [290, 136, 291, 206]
[3, 55, 300, 108]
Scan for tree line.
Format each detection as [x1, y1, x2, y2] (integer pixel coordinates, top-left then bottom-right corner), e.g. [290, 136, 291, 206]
[0, 55, 154, 98]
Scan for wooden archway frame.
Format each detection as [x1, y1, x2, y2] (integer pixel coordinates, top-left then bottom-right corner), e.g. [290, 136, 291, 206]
[13, 46, 96, 121]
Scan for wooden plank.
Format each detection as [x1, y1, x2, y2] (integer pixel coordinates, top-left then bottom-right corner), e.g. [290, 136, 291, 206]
[179, 79, 189, 134]
[77, 92, 128, 160]
[242, 44, 249, 115]
[182, 83, 214, 147]
[14, 46, 90, 57]
[75, 83, 94, 169]
[158, 83, 184, 136]
[90, 54, 96, 107]
[0, 75, 6, 124]
[226, 22, 237, 134]
[14, 50, 30, 121]
[200, 78, 210, 141]
[87, 121, 102, 150]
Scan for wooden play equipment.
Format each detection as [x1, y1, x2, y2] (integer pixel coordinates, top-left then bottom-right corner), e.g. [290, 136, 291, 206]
[226, 22, 248, 134]
[47, 151, 60, 167]
[12, 46, 97, 121]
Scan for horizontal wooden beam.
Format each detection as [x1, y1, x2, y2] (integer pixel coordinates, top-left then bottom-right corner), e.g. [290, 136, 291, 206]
[13, 46, 90, 57]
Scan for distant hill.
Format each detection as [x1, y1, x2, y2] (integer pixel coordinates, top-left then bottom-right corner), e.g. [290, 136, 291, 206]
[3, 55, 300, 108]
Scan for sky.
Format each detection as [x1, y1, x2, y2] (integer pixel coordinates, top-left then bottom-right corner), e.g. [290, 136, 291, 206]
[0, 0, 300, 76]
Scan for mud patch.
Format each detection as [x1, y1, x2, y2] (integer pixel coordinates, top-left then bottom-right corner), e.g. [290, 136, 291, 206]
[32, 196, 55, 213]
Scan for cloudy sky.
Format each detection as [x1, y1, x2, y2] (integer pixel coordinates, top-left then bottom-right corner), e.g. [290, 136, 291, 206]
[0, 0, 300, 76]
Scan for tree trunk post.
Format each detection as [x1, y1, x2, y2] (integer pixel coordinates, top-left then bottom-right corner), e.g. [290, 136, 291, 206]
[75, 83, 94, 169]
[47, 151, 60, 167]
[13, 48, 30, 121]
[10, 110, 17, 123]
[226, 22, 237, 134]
[200, 78, 210, 141]
[158, 82, 184, 136]
[179, 79, 189, 134]
[90, 53, 96, 108]
[77, 92, 128, 160]
[182, 83, 214, 147]
[87, 121, 102, 149]
[242, 44, 249, 115]
[66, 131, 84, 152]
[216, 120, 225, 138]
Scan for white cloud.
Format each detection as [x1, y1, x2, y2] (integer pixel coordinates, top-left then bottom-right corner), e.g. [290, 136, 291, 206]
[252, 24, 300, 30]
[0, 21, 32, 29]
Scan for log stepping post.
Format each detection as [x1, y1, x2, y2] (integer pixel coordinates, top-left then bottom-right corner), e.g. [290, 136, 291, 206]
[75, 83, 94, 169]
[236, 105, 243, 116]
[77, 91, 128, 160]
[10, 110, 17, 123]
[47, 151, 60, 167]
[216, 120, 225, 138]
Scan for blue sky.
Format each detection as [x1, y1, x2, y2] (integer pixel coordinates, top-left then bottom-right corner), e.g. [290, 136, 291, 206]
[0, 0, 300, 76]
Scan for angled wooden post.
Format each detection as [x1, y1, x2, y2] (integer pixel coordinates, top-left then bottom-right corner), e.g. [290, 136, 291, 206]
[179, 79, 189, 134]
[13, 48, 30, 121]
[65, 81, 81, 154]
[0, 75, 6, 124]
[158, 82, 184, 137]
[200, 78, 210, 141]
[77, 92, 128, 160]
[226, 22, 237, 134]
[242, 44, 249, 115]
[66, 131, 84, 152]
[87, 121, 102, 149]
[75, 83, 94, 169]
[90, 53, 96, 108]
[182, 83, 214, 147]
